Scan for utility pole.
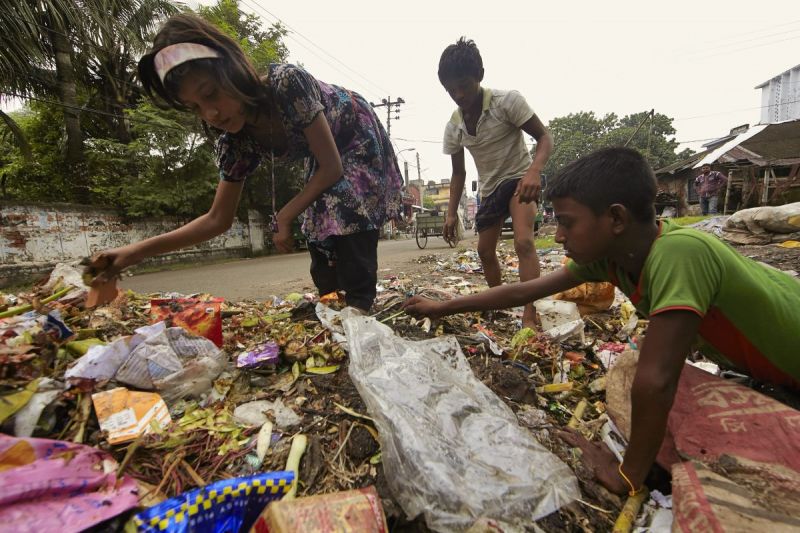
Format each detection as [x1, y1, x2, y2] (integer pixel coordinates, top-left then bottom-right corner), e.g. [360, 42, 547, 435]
[416, 151, 424, 208]
[370, 96, 405, 137]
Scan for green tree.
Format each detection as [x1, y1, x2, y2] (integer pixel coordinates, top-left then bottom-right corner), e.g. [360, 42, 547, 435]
[539, 110, 694, 178]
[198, 0, 288, 71]
[0, 0, 297, 219]
[0, 0, 177, 201]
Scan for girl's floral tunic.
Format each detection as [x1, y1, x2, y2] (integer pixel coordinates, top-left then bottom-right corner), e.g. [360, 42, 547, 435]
[215, 63, 403, 243]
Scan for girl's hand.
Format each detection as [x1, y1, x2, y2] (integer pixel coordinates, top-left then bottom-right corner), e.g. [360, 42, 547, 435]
[88, 244, 143, 285]
[402, 296, 446, 320]
[272, 220, 294, 253]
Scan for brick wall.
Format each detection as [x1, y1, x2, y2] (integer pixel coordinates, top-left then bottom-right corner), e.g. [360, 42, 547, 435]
[0, 203, 268, 287]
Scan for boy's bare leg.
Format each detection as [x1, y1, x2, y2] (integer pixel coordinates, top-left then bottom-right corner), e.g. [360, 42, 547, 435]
[477, 221, 504, 288]
[509, 196, 540, 328]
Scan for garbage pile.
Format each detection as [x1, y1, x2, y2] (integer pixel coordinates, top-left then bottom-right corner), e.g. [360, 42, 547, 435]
[1, 244, 797, 532]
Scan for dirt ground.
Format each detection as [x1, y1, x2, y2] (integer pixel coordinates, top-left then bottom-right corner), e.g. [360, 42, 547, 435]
[734, 243, 800, 273]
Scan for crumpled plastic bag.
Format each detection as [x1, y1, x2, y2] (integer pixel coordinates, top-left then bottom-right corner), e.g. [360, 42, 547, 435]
[66, 322, 226, 404]
[342, 310, 579, 532]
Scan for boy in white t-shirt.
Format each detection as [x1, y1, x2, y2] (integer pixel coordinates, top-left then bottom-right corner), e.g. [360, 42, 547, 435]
[438, 37, 554, 327]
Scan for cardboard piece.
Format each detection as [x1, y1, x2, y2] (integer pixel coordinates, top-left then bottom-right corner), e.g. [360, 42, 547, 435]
[86, 278, 120, 308]
[91, 387, 171, 445]
[671, 457, 800, 532]
[250, 486, 388, 533]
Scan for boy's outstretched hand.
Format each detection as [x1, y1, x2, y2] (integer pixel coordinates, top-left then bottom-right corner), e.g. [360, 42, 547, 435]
[558, 429, 629, 495]
[402, 296, 447, 320]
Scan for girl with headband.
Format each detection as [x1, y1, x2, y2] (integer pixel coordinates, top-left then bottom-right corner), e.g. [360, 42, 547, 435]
[90, 14, 402, 312]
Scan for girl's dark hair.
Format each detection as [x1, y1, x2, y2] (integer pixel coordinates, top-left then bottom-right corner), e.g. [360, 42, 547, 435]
[438, 37, 483, 84]
[138, 13, 267, 112]
[546, 147, 657, 223]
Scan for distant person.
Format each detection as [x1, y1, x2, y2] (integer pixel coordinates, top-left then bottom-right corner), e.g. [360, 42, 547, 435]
[438, 37, 554, 328]
[694, 164, 727, 215]
[88, 14, 402, 312]
[404, 147, 800, 496]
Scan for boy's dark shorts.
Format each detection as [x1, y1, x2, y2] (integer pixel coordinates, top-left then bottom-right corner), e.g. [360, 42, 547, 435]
[308, 230, 378, 311]
[475, 178, 520, 233]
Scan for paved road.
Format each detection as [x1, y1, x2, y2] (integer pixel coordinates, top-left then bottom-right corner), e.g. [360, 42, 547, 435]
[122, 234, 479, 300]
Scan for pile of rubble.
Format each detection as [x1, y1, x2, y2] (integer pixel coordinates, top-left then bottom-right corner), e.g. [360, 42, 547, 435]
[1, 237, 797, 532]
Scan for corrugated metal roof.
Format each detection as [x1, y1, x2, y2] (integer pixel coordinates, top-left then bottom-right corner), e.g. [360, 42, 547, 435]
[694, 125, 768, 168]
[755, 63, 800, 89]
[693, 119, 800, 168]
[655, 149, 710, 176]
[656, 118, 800, 174]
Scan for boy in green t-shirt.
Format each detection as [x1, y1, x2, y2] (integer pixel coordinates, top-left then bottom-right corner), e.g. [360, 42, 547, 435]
[403, 147, 800, 496]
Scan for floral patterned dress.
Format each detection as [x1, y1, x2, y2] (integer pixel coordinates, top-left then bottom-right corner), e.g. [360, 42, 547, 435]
[215, 64, 403, 244]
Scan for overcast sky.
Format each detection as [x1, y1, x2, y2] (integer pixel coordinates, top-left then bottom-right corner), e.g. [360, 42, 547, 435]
[11, 0, 799, 195]
[214, 0, 798, 193]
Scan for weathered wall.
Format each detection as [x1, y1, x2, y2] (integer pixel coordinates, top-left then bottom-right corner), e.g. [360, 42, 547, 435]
[0, 203, 268, 287]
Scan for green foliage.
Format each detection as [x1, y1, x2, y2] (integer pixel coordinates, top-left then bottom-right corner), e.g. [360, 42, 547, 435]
[86, 103, 218, 217]
[423, 196, 436, 210]
[0, 103, 74, 201]
[198, 0, 288, 71]
[0, 0, 296, 219]
[540, 110, 694, 178]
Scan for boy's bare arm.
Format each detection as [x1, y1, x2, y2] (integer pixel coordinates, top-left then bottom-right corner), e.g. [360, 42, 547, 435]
[516, 115, 553, 203]
[559, 310, 702, 495]
[622, 311, 702, 488]
[444, 150, 467, 241]
[403, 267, 581, 319]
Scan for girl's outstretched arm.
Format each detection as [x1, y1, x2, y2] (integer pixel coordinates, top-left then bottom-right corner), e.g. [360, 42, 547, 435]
[90, 180, 244, 283]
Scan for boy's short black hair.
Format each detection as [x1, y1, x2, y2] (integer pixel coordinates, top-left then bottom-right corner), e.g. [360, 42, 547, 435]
[547, 147, 657, 223]
[438, 37, 483, 84]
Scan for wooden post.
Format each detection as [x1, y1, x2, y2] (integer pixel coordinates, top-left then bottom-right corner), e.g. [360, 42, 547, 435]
[761, 167, 770, 205]
[723, 170, 733, 215]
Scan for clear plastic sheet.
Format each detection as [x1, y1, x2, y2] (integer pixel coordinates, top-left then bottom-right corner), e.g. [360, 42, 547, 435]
[342, 310, 580, 531]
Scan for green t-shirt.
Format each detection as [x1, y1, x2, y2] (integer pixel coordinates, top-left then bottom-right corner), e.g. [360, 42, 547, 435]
[566, 220, 800, 385]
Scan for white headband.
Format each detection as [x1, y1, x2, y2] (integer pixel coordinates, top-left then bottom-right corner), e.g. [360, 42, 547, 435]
[153, 43, 221, 83]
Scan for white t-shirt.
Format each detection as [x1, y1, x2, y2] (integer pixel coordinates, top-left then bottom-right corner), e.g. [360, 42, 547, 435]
[443, 88, 535, 198]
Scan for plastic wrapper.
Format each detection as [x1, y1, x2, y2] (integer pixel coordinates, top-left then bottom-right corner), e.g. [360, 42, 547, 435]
[133, 471, 294, 533]
[0, 434, 139, 532]
[342, 311, 579, 531]
[552, 281, 615, 316]
[150, 298, 224, 347]
[237, 341, 280, 368]
[534, 299, 585, 344]
[12, 377, 62, 437]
